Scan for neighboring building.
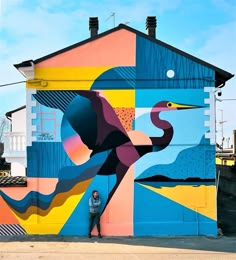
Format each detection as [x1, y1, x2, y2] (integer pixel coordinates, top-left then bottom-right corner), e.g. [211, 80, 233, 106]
[0, 17, 234, 236]
[2, 106, 26, 176]
[216, 130, 236, 166]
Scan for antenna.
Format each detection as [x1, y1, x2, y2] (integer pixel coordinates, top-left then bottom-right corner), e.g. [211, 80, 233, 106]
[106, 12, 115, 28]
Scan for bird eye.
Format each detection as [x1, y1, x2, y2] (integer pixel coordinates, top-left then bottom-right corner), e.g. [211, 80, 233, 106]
[167, 102, 172, 107]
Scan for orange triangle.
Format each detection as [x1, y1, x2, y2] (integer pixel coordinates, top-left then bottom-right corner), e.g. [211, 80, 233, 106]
[0, 197, 19, 224]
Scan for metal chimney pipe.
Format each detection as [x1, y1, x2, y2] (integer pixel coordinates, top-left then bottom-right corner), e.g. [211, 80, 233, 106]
[146, 16, 157, 38]
[89, 17, 99, 37]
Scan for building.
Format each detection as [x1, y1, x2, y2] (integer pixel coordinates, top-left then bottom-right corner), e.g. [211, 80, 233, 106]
[3, 106, 26, 177]
[0, 17, 234, 236]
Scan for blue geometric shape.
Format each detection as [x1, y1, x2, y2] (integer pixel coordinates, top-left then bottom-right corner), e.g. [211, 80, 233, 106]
[27, 142, 74, 178]
[134, 183, 217, 236]
[134, 135, 215, 180]
[136, 35, 215, 89]
[59, 174, 116, 235]
[33, 91, 78, 112]
[91, 66, 136, 90]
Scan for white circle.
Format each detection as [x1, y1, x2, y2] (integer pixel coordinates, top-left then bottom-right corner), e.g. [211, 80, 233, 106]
[167, 70, 175, 78]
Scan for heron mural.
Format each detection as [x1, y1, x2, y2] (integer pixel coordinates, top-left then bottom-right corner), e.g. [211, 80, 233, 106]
[0, 25, 227, 236]
[0, 91, 203, 212]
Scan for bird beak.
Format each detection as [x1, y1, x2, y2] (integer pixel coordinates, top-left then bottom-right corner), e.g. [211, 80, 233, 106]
[171, 102, 203, 110]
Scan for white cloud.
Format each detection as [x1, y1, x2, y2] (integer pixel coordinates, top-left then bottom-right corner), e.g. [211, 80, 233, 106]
[196, 21, 236, 71]
[0, 0, 235, 139]
[195, 21, 236, 140]
[0, 0, 86, 112]
[212, 0, 236, 17]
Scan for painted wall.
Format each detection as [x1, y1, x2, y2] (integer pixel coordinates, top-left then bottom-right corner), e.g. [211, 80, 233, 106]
[0, 29, 217, 236]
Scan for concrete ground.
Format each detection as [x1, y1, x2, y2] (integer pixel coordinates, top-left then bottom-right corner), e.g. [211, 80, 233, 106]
[0, 235, 236, 259]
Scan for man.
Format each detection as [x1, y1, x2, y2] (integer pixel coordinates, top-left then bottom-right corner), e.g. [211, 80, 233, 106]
[88, 190, 102, 238]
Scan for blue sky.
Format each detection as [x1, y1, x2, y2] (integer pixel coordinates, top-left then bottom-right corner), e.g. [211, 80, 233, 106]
[0, 0, 235, 144]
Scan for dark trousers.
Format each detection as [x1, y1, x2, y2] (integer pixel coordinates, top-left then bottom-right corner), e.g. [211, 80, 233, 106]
[89, 212, 101, 234]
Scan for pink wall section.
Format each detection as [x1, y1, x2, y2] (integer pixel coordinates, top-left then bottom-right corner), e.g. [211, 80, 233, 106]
[0, 179, 58, 226]
[93, 165, 134, 236]
[0, 178, 58, 199]
[36, 29, 135, 67]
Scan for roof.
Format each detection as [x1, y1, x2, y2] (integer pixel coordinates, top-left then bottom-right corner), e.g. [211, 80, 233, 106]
[5, 105, 26, 119]
[14, 24, 234, 87]
[0, 176, 27, 187]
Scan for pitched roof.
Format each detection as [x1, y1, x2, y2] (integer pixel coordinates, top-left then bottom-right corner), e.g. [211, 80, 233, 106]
[14, 24, 234, 87]
[5, 105, 26, 119]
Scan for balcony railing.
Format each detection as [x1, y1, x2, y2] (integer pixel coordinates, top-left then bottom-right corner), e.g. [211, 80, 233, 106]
[2, 132, 26, 157]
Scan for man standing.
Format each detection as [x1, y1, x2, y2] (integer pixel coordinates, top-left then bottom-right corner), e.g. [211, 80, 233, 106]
[88, 190, 102, 238]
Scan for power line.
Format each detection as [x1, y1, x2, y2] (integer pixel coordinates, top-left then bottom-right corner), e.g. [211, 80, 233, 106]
[0, 81, 26, 87]
[218, 99, 236, 101]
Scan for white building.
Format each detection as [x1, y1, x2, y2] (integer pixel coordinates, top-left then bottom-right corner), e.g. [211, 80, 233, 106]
[3, 106, 26, 176]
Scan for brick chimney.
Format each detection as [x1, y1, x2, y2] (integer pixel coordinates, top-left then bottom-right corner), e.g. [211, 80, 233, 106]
[146, 16, 157, 38]
[89, 17, 99, 37]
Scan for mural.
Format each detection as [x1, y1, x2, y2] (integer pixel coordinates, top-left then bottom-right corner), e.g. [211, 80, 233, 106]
[0, 29, 217, 236]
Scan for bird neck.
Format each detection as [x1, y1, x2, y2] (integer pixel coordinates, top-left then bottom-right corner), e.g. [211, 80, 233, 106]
[150, 111, 172, 130]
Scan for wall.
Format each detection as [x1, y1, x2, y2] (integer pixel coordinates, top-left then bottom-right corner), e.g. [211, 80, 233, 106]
[0, 29, 217, 236]
[10, 162, 25, 177]
[217, 164, 236, 197]
[9, 108, 26, 176]
[12, 108, 26, 133]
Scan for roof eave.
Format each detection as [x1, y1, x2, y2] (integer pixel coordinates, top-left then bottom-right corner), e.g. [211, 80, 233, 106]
[5, 105, 26, 119]
[14, 24, 233, 86]
[13, 60, 35, 79]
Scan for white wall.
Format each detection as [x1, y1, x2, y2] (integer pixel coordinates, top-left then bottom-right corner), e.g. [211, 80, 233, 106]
[11, 162, 25, 177]
[10, 107, 26, 176]
[12, 108, 26, 133]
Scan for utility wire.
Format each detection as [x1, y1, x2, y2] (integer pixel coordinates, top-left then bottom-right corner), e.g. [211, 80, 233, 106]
[0, 81, 26, 87]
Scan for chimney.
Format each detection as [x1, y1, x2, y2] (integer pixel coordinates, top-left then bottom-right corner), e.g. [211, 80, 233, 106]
[89, 17, 99, 37]
[146, 16, 157, 38]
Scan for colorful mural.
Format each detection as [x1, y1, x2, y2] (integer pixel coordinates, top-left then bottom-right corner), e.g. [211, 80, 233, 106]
[0, 28, 218, 236]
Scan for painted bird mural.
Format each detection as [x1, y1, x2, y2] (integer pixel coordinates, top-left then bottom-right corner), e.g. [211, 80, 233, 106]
[0, 89, 202, 226]
[36, 90, 201, 209]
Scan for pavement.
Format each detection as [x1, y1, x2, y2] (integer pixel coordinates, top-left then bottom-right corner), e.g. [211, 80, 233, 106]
[0, 235, 236, 259]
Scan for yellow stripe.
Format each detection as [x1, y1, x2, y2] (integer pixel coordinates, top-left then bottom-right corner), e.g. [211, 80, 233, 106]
[12, 178, 93, 234]
[27, 67, 112, 90]
[139, 183, 216, 220]
[99, 90, 135, 107]
[216, 157, 235, 166]
[13, 192, 84, 234]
